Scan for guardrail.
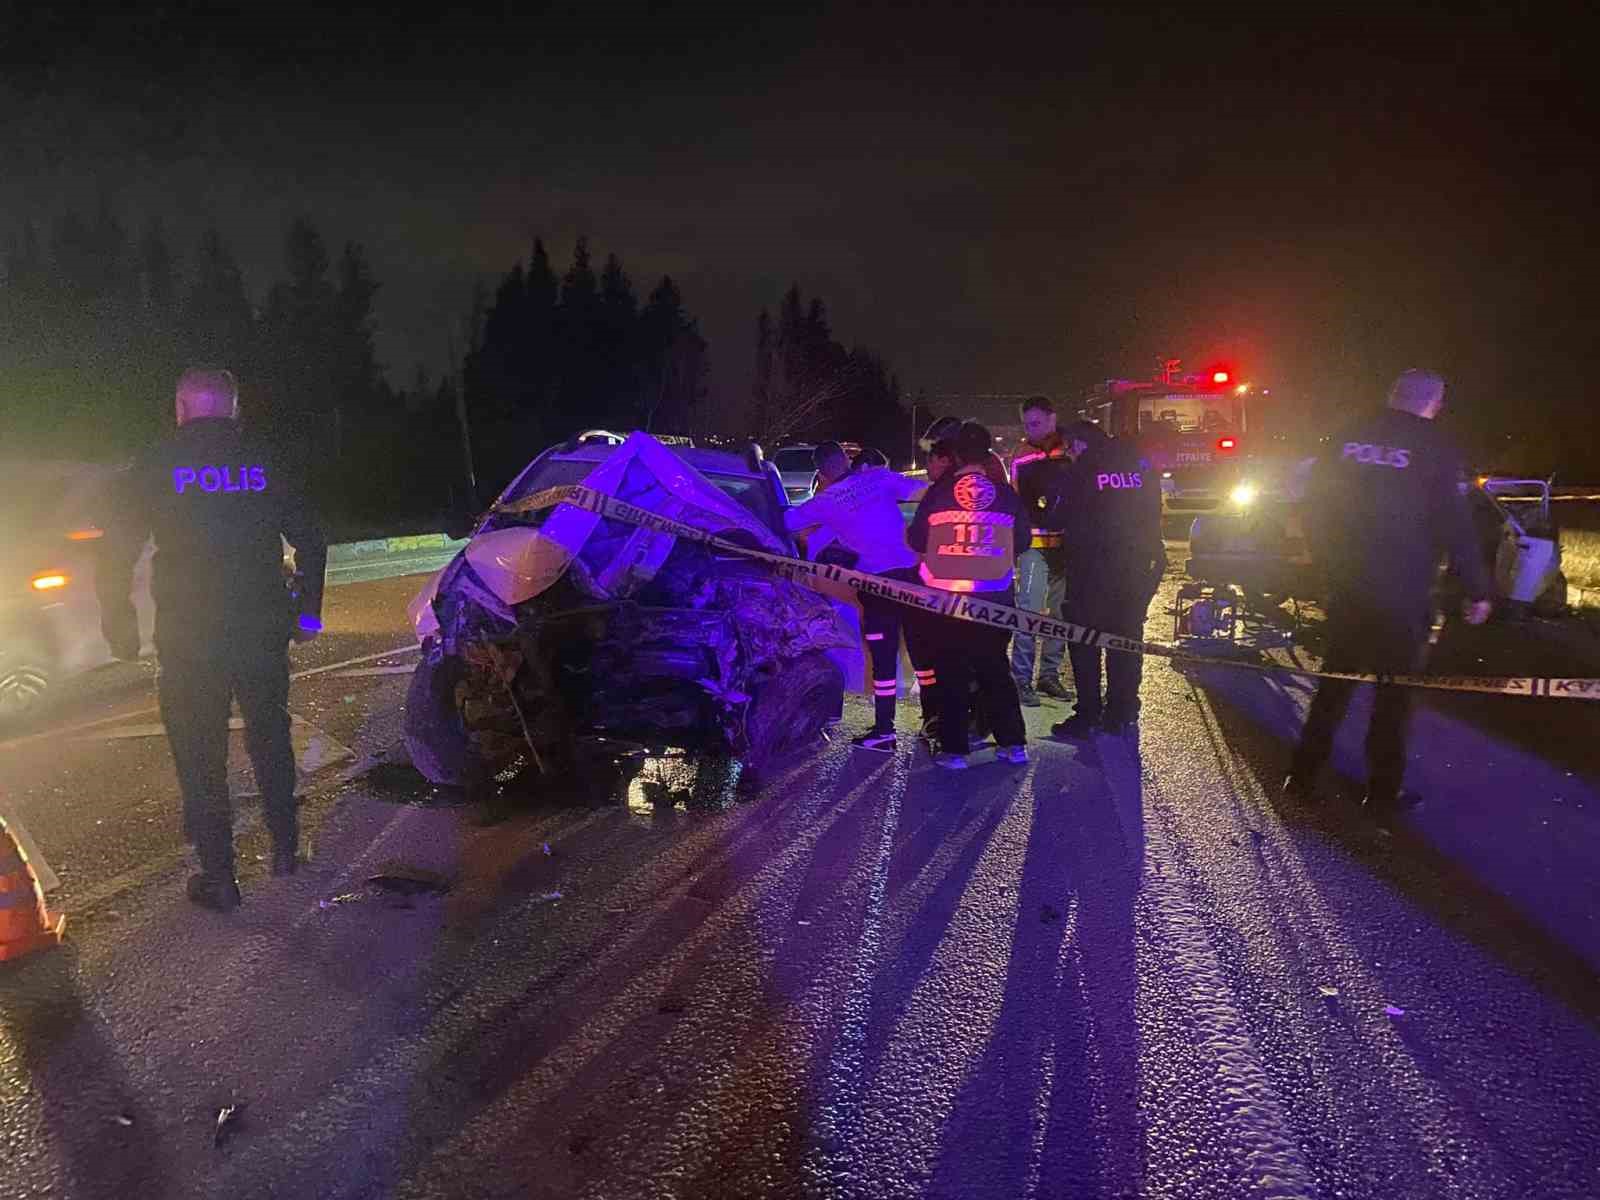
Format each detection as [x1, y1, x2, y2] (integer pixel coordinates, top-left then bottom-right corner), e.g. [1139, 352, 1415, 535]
[326, 533, 458, 563]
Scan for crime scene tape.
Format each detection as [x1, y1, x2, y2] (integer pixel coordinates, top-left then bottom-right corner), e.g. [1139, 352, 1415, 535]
[497, 485, 1600, 702]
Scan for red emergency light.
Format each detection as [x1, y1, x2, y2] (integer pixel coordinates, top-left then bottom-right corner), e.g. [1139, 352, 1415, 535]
[1211, 371, 1230, 384]
[1217, 437, 1237, 451]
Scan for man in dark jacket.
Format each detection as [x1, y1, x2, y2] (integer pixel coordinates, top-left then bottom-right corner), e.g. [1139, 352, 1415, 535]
[908, 422, 1030, 769]
[1284, 369, 1492, 817]
[1008, 397, 1075, 705]
[98, 368, 327, 910]
[1049, 420, 1165, 740]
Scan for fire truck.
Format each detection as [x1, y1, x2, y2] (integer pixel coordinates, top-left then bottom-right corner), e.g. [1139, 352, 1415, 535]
[1080, 359, 1257, 519]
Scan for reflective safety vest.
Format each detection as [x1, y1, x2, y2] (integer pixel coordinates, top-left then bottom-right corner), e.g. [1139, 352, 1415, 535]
[1010, 440, 1068, 550]
[918, 471, 1017, 592]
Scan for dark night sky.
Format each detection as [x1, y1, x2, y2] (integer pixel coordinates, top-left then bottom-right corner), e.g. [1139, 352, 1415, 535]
[3, 3, 1595, 463]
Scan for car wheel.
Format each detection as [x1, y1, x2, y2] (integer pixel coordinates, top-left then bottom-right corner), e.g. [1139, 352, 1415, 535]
[739, 651, 844, 785]
[403, 644, 513, 787]
[0, 638, 53, 726]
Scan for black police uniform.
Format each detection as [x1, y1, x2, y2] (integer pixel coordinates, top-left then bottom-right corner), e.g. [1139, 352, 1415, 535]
[97, 418, 327, 891]
[1051, 437, 1164, 730]
[1288, 407, 1490, 800]
[1009, 433, 1074, 691]
[907, 464, 1029, 755]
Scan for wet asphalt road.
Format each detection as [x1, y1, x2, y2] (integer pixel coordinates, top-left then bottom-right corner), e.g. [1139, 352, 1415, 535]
[2, 565, 1599, 1199]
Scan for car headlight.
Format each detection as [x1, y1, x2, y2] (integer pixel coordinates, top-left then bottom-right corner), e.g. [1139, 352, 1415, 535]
[1229, 483, 1258, 507]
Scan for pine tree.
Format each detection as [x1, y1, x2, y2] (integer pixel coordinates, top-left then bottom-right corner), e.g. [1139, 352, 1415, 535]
[521, 238, 559, 417]
[182, 229, 255, 369]
[554, 237, 600, 435]
[140, 220, 178, 316]
[753, 307, 774, 432]
[598, 252, 639, 426]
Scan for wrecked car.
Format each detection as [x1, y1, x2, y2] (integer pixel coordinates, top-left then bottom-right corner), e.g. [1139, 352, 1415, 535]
[404, 431, 858, 789]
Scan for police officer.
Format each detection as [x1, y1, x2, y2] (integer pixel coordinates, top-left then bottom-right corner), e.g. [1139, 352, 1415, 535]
[908, 422, 1029, 769]
[1008, 396, 1074, 705]
[1049, 419, 1165, 740]
[98, 368, 327, 911]
[1283, 369, 1492, 817]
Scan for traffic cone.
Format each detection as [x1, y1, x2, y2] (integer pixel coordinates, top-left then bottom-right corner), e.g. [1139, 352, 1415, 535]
[0, 813, 65, 963]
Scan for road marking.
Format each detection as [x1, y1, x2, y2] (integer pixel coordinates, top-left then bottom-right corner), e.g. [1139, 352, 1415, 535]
[328, 665, 417, 679]
[1137, 770, 1320, 1198]
[0, 643, 419, 752]
[802, 761, 906, 1175]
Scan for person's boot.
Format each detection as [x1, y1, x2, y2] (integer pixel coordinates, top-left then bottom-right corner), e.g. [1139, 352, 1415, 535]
[851, 728, 897, 753]
[1363, 786, 1422, 828]
[1016, 682, 1041, 708]
[1037, 677, 1072, 701]
[1050, 712, 1100, 741]
[187, 872, 242, 912]
[271, 844, 300, 877]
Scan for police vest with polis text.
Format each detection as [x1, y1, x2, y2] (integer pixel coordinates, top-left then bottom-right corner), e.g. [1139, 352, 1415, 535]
[123, 418, 325, 636]
[1054, 439, 1164, 580]
[1307, 406, 1492, 604]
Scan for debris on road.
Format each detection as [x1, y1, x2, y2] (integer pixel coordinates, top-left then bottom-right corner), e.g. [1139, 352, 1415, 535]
[536, 890, 564, 903]
[366, 863, 452, 896]
[214, 1103, 244, 1148]
[112, 1114, 134, 1127]
[1318, 985, 1340, 998]
[318, 892, 365, 910]
[1385, 1005, 1407, 1018]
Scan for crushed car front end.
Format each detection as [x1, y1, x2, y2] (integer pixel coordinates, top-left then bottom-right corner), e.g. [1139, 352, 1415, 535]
[405, 433, 855, 788]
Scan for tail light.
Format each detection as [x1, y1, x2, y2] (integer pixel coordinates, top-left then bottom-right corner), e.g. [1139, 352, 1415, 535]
[1217, 437, 1237, 451]
[31, 571, 69, 591]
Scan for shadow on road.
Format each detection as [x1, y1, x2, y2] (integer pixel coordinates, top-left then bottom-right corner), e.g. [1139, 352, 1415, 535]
[1189, 666, 1600, 1028]
[924, 745, 1147, 1198]
[0, 947, 178, 1198]
[290, 745, 885, 1198]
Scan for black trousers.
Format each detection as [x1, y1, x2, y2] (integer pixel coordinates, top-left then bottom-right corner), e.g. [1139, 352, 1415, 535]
[1290, 595, 1428, 795]
[157, 623, 297, 877]
[860, 567, 938, 732]
[1063, 583, 1156, 723]
[925, 613, 1027, 755]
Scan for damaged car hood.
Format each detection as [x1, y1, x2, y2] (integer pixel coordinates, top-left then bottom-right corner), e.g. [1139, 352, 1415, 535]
[412, 432, 805, 640]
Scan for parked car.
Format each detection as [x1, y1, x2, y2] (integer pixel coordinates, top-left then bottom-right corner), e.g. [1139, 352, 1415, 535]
[770, 444, 819, 503]
[404, 431, 857, 790]
[0, 461, 156, 724]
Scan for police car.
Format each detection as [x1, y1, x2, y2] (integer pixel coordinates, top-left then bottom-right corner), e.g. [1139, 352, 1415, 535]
[404, 430, 856, 790]
[0, 461, 156, 723]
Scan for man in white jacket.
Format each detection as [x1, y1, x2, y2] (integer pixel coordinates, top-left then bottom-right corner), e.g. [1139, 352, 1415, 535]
[785, 442, 932, 751]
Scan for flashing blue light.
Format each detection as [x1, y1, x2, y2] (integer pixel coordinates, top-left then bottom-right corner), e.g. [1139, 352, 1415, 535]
[298, 614, 323, 634]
